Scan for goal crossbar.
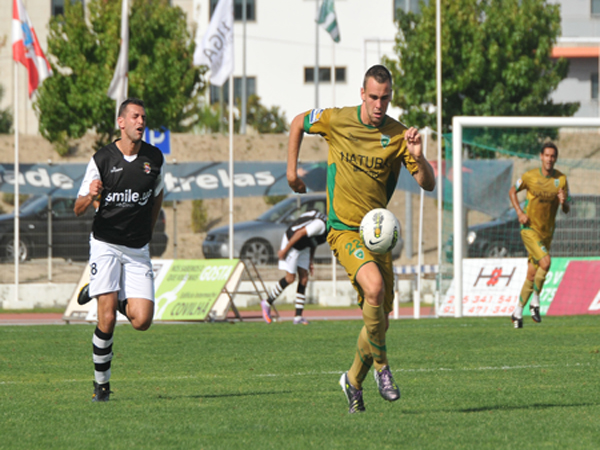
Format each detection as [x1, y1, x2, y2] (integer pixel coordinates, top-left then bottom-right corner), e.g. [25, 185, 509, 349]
[451, 116, 600, 317]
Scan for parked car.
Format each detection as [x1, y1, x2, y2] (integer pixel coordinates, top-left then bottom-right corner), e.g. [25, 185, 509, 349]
[202, 193, 404, 265]
[445, 194, 600, 261]
[0, 195, 168, 262]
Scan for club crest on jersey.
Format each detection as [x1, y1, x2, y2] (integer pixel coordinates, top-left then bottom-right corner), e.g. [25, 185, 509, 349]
[554, 179, 559, 187]
[309, 109, 324, 124]
[143, 162, 151, 174]
[381, 134, 390, 148]
[516, 179, 523, 190]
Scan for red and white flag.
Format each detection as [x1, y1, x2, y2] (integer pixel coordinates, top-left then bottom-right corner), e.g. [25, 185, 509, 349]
[12, 0, 53, 97]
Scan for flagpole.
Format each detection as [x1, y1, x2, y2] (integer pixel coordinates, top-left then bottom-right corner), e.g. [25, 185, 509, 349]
[228, 74, 234, 259]
[13, 57, 20, 303]
[315, 0, 319, 109]
[241, 0, 247, 134]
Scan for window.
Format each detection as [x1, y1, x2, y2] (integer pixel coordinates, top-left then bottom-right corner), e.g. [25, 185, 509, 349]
[304, 67, 331, 83]
[592, 73, 598, 100]
[210, 0, 256, 21]
[304, 67, 346, 84]
[51, 0, 83, 16]
[51, 0, 64, 16]
[592, 0, 600, 15]
[210, 77, 256, 104]
[393, 0, 429, 20]
[335, 67, 347, 83]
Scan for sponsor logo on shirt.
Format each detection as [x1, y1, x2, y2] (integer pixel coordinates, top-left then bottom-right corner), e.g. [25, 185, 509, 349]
[309, 109, 324, 124]
[381, 134, 390, 148]
[104, 188, 153, 207]
[515, 178, 522, 190]
[110, 166, 123, 173]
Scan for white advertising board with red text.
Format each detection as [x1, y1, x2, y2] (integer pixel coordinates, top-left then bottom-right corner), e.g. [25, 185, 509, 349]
[440, 258, 528, 317]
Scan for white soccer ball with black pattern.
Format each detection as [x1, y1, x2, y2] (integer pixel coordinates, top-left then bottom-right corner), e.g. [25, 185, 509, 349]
[360, 208, 400, 254]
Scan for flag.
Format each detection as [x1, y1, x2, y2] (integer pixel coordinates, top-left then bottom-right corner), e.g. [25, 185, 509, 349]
[107, 0, 129, 109]
[194, 0, 234, 87]
[12, 0, 53, 97]
[316, 0, 340, 43]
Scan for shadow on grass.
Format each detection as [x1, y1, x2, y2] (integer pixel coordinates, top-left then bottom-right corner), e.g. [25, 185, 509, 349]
[157, 390, 294, 400]
[401, 402, 600, 415]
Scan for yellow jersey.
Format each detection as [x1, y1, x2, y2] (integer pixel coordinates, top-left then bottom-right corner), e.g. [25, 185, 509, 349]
[302, 106, 419, 230]
[515, 168, 569, 240]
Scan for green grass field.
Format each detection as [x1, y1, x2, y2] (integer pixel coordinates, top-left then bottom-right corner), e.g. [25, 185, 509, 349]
[1, 316, 599, 449]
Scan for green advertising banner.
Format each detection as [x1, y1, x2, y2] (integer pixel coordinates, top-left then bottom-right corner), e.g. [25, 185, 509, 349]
[524, 257, 600, 317]
[154, 259, 240, 321]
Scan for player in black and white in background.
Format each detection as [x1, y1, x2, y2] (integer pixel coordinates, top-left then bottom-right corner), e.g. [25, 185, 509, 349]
[74, 98, 165, 402]
[261, 210, 328, 325]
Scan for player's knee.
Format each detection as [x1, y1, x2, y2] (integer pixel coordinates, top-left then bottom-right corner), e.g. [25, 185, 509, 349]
[131, 317, 152, 331]
[363, 283, 385, 306]
[539, 256, 551, 271]
[285, 273, 296, 284]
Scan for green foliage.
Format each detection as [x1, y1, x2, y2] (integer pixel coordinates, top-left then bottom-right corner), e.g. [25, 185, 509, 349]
[264, 195, 287, 206]
[191, 199, 209, 233]
[0, 85, 12, 134]
[246, 94, 289, 134]
[385, 0, 579, 155]
[196, 95, 288, 134]
[0, 317, 599, 448]
[35, 0, 205, 153]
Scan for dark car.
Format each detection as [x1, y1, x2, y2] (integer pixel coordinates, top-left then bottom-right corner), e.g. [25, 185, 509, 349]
[0, 195, 168, 262]
[202, 193, 404, 265]
[445, 194, 600, 260]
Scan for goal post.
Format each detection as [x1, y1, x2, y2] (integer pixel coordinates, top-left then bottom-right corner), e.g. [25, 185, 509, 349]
[451, 116, 600, 318]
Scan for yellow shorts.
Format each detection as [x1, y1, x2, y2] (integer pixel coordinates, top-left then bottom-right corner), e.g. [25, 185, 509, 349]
[327, 228, 395, 314]
[520, 228, 551, 267]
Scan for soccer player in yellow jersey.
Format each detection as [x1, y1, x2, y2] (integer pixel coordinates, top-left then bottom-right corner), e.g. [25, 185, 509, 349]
[286, 65, 435, 413]
[509, 142, 570, 328]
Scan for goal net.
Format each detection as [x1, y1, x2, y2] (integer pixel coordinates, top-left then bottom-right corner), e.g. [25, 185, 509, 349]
[439, 117, 600, 319]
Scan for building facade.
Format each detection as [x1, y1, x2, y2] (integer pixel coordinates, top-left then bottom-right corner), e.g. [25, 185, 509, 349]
[1, 0, 598, 137]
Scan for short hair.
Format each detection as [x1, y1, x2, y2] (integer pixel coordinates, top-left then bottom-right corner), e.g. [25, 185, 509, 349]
[118, 98, 145, 117]
[541, 142, 558, 157]
[363, 65, 392, 89]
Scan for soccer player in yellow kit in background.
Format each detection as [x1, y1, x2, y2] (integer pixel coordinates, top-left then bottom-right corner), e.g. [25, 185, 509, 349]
[286, 65, 436, 413]
[509, 142, 570, 328]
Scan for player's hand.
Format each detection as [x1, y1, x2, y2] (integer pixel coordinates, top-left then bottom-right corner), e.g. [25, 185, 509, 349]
[517, 211, 530, 226]
[288, 175, 307, 193]
[309, 261, 314, 276]
[405, 127, 423, 158]
[277, 249, 286, 260]
[558, 188, 566, 204]
[89, 179, 103, 200]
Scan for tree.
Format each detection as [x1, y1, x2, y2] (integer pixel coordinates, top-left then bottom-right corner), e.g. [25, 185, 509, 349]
[195, 95, 289, 134]
[384, 0, 579, 155]
[35, 0, 205, 154]
[0, 85, 12, 134]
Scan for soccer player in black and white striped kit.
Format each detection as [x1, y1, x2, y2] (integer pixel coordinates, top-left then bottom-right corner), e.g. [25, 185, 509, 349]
[261, 210, 328, 325]
[74, 98, 164, 402]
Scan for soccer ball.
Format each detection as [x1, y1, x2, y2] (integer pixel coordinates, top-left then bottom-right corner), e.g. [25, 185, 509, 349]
[360, 208, 399, 254]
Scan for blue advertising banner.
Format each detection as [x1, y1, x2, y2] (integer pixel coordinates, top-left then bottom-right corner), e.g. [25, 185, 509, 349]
[0, 159, 513, 217]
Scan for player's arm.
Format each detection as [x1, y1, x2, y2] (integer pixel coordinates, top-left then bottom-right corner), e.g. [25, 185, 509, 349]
[509, 185, 529, 226]
[558, 188, 570, 214]
[558, 178, 570, 214]
[287, 113, 307, 193]
[278, 227, 308, 260]
[74, 158, 102, 216]
[150, 160, 165, 233]
[405, 127, 435, 192]
[150, 190, 164, 233]
[309, 245, 316, 276]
